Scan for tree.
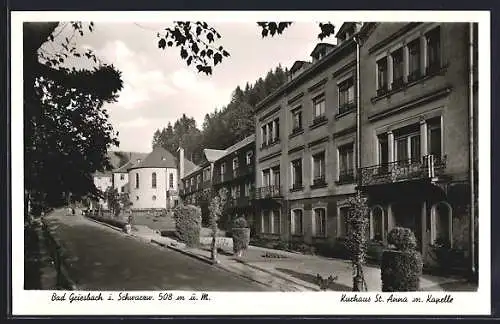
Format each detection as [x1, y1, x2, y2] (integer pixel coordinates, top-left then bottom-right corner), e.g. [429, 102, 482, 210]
[344, 192, 370, 291]
[24, 22, 124, 210]
[208, 187, 228, 263]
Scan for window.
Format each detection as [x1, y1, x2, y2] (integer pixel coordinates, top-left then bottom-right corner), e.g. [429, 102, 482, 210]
[391, 48, 404, 90]
[312, 151, 326, 186]
[394, 124, 421, 164]
[120, 186, 125, 193]
[169, 173, 174, 188]
[426, 27, 441, 74]
[291, 109, 303, 133]
[408, 38, 421, 81]
[338, 78, 355, 114]
[314, 208, 327, 237]
[135, 173, 139, 189]
[190, 177, 194, 188]
[261, 125, 268, 147]
[338, 144, 354, 183]
[291, 159, 303, 189]
[231, 185, 239, 199]
[220, 163, 226, 180]
[262, 169, 271, 187]
[262, 210, 272, 233]
[136, 196, 139, 200]
[244, 181, 252, 197]
[203, 167, 211, 181]
[197, 174, 202, 187]
[291, 209, 303, 235]
[377, 57, 388, 95]
[261, 119, 280, 147]
[338, 207, 349, 237]
[272, 166, 280, 187]
[151, 172, 157, 188]
[246, 151, 253, 165]
[152, 195, 157, 201]
[120, 174, 125, 180]
[233, 157, 239, 176]
[272, 210, 281, 234]
[428, 119, 442, 160]
[313, 95, 326, 120]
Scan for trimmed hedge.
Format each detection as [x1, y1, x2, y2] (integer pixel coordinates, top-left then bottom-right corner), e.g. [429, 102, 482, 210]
[382, 227, 423, 292]
[232, 228, 250, 253]
[232, 217, 250, 254]
[387, 227, 417, 251]
[173, 204, 202, 248]
[381, 249, 423, 291]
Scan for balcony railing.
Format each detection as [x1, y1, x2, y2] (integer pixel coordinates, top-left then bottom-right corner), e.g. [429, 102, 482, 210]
[253, 185, 282, 200]
[312, 115, 327, 126]
[359, 155, 447, 187]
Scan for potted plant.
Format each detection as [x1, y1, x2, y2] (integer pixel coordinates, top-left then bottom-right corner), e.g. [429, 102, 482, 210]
[232, 217, 250, 257]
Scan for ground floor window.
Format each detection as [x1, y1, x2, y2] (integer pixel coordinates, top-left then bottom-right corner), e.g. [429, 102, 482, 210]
[261, 209, 280, 234]
[291, 209, 303, 235]
[313, 208, 327, 237]
[337, 207, 349, 237]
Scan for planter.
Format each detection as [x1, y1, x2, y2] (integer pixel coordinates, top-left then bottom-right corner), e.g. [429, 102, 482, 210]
[232, 227, 250, 257]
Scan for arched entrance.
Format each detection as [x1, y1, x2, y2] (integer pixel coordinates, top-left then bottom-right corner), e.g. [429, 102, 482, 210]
[430, 201, 453, 246]
[370, 205, 385, 242]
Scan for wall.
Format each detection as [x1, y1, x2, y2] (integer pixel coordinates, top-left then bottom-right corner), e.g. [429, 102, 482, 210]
[112, 172, 129, 193]
[128, 167, 178, 210]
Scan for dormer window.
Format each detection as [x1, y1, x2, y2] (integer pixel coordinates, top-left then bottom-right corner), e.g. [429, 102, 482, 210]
[161, 157, 166, 161]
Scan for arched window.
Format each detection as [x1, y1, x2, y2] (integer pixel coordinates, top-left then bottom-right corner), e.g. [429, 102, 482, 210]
[370, 206, 384, 242]
[152, 172, 157, 188]
[169, 173, 174, 188]
[431, 201, 453, 246]
[135, 173, 139, 189]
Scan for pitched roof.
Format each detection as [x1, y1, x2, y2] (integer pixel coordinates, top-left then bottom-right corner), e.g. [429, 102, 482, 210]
[203, 149, 227, 162]
[183, 158, 198, 175]
[129, 146, 178, 170]
[94, 151, 148, 176]
[290, 60, 310, 74]
[220, 134, 255, 158]
[310, 43, 336, 58]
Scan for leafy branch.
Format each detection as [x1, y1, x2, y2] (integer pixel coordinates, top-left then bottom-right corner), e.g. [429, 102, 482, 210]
[157, 21, 230, 75]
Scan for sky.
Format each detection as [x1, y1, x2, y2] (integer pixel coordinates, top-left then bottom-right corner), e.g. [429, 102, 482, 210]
[42, 21, 343, 153]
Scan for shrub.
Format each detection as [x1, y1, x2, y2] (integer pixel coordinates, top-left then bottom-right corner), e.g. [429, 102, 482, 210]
[233, 217, 248, 228]
[381, 249, 423, 291]
[173, 204, 202, 248]
[232, 228, 250, 254]
[382, 227, 423, 292]
[429, 238, 467, 272]
[387, 227, 417, 251]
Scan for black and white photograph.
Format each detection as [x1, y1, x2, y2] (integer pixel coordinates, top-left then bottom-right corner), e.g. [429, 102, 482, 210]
[12, 10, 490, 316]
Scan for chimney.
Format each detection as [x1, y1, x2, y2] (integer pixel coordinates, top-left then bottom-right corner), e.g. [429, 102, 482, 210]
[178, 147, 185, 180]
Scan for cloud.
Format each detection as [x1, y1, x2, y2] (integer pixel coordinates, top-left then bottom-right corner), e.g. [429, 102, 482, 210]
[96, 40, 177, 110]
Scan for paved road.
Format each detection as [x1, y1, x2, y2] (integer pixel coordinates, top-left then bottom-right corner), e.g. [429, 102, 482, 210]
[44, 211, 268, 291]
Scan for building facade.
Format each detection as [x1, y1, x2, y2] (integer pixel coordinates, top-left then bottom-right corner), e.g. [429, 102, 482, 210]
[253, 23, 362, 248]
[127, 146, 196, 211]
[180, 135, 256, 231]
[357, 22, 478, 265]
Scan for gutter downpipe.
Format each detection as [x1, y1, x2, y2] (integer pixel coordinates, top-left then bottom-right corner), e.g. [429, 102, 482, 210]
[353, 34, 362, 187]
[468, 22, 476, 279]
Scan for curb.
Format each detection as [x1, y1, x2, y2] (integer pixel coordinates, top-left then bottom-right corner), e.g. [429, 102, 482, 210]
[40, 220, 78, 290]
[86, 216, 124, 233]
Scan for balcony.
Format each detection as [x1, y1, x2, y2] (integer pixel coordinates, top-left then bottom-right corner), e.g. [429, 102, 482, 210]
[253, 185, 282, 200]
[358, 155, 447, 187]
[311, 115, 328, 128]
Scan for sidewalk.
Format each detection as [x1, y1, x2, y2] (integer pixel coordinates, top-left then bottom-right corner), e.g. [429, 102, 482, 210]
[88, 216, 476, 292]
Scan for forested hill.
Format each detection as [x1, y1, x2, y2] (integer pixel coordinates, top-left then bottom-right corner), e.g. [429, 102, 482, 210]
[151, 64, 288, 165]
